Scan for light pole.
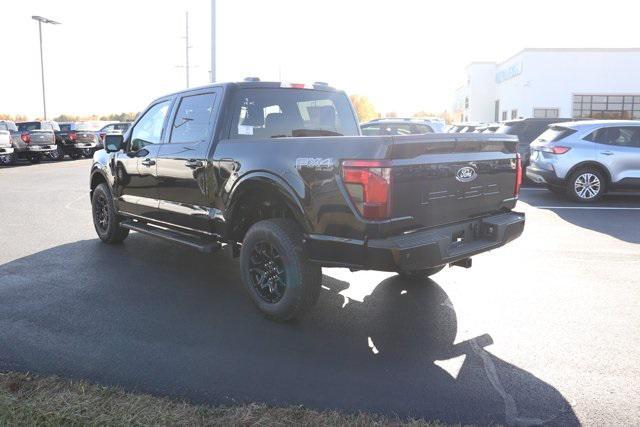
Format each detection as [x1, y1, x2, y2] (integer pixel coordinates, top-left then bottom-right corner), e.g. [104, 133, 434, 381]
[32, 15, 60, 120]
[211, 0, 216, 83]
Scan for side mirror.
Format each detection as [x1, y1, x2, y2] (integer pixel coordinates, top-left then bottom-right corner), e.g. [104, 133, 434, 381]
[105, 134, 124, 153]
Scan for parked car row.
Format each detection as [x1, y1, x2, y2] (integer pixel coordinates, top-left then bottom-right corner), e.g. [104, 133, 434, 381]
[360, 117, 446, 135]
[0, 120, 131, 165]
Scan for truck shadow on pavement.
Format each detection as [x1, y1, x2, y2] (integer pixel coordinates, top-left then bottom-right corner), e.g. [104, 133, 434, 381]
[0, 236, 579, 426]
[519, 188, 640, 244]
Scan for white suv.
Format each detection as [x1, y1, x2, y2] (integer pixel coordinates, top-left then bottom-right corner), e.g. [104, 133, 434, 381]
[526, 120, 640, 202]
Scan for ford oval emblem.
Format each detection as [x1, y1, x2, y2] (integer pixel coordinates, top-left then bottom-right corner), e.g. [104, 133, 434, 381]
[455, 166, 477, 182]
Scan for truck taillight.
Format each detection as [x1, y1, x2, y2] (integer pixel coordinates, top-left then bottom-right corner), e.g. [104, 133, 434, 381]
[514, 153, 522, 197]
[21, 132, 30, 144]
[69, 131, 77, 141]
[341, 160, 392, 220]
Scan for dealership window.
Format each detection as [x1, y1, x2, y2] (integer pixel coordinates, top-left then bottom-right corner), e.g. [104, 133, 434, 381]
[501, 111, 507, 121]
[573, 94, 640, 119]
[511, 109, 518, 119]
[533, 108, 559, 118]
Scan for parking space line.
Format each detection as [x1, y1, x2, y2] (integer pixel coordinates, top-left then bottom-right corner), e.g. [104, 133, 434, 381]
[534, 206, 640, 210]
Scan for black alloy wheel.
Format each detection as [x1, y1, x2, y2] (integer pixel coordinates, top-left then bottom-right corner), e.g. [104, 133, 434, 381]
[94, 191, 110, 234]
[248, 241, 287, 303]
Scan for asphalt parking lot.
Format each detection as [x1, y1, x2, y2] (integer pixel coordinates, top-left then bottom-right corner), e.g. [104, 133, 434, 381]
[1, 159, 639, 425]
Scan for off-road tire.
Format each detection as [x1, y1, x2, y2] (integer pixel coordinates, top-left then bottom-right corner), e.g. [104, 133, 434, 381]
[240, 218, 321, 322]
[91, 183, 130, 244]
[49, 145, 65, 161]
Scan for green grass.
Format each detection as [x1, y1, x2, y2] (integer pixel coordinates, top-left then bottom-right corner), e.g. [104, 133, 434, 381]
[0, 371, 443, 426]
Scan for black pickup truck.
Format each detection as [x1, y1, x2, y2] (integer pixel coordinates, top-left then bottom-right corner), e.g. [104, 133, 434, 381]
[90, 80, 524, 321]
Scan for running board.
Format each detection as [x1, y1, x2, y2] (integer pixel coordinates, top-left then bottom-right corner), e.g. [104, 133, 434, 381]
[120, 220, 222, 253]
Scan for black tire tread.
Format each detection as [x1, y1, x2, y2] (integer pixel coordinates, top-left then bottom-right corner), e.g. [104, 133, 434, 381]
[92, 183, 129, 244]
[240, 218, 321, 322]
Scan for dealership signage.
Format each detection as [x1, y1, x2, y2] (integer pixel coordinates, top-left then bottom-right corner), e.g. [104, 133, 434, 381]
[496, 62, 523, 83]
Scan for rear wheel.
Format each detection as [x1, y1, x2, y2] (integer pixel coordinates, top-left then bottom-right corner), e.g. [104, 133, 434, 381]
[82, 148, 94, 158]
[240, 218, 321, 322]
[398, 265, 445, 281]
[49, 145, 65, 161]
[0, 153, 16, 166]
[91, 183, 130, 244]
[567, 168, 605, 202]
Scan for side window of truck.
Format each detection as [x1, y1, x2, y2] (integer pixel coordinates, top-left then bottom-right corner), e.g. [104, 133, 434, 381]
[130, 100, 171, 151]
[169, 93, 217, 144]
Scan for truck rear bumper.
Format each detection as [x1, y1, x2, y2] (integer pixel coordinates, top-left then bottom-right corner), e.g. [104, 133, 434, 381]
[74, 142, 100, 149]
[0, 147, 14, 154]
[27, 145, 56, 152]
[306, 211, 525, 271]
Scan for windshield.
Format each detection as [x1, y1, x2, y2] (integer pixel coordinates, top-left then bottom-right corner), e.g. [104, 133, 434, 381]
[230, 88, 359, 139]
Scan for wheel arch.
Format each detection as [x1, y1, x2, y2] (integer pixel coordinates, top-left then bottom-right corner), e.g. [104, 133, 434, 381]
[89, 168, 109, 200]
[566, 161, 612, 185]
[225, 172, 311, 242]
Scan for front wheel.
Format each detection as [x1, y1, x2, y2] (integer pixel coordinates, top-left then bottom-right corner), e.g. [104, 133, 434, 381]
[240, 219, 321, 322]
[567, 168, 605, 202]
[398, 265, 445, 281]
[91, 183, 130, 244]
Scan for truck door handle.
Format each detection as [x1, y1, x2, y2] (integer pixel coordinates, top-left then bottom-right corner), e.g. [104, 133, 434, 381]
[141, 158, 156, 166]
[185, 159, 203, 168]
[601, 151, 614, 156]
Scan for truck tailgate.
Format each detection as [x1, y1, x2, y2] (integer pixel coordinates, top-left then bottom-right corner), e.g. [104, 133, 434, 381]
[28, 130, 54, 145]
[387, 134, 519, 229]
[76, 131, 99, 144]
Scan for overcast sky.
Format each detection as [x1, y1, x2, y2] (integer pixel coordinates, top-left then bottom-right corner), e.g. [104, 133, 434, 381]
[1, 0, 639, 118]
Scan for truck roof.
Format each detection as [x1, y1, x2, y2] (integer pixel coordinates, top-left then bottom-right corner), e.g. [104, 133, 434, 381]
[160, 80, 340, 100]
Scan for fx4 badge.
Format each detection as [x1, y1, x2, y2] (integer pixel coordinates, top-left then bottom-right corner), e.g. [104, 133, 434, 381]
[455, 166, 478, 182]
[296, 157, 334, 170]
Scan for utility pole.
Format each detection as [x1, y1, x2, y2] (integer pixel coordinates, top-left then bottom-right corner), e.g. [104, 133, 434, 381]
[210, 0, 216, 83]
[32, 16, 60, 120]
[185, 11, 190, 88]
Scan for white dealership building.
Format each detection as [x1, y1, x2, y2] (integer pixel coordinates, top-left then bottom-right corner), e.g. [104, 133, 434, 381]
[453, 48, 640, 123]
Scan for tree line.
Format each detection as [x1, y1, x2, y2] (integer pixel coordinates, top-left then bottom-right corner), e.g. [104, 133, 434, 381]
[0, 112, 138, 122]
[348, 95, 453, 124]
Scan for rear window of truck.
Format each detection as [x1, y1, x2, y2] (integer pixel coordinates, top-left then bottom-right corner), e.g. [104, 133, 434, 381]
[230, 88, 359, 139]
[17, 122, 40, 131]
